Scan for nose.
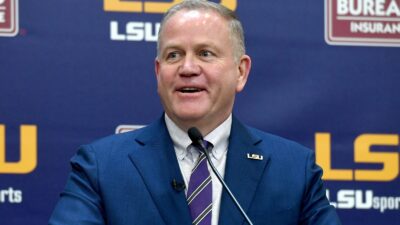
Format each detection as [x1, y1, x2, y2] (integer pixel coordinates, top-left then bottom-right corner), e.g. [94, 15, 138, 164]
[178, 54, 201, 77]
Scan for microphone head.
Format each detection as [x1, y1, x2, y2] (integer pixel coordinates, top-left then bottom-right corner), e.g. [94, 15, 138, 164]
[188, 127, 204, 143]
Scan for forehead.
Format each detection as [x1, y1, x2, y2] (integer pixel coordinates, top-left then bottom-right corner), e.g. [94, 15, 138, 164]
[166, 9, 224, 26]
[159, 9, 231, 46]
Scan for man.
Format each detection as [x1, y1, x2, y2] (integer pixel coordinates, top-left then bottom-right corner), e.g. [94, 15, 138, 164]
[49, 1, 341, 224]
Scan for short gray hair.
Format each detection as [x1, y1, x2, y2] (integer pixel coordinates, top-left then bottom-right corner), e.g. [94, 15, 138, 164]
[157, 0, 245, 61]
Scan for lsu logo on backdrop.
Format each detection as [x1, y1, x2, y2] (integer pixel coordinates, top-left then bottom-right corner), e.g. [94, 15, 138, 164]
[317, 133, 400, 213]
[0, 125, 37, 174]
[104, 0, 237, 13]
[0, 0, 18, 37]
[325, 0, 400, 47]
[326, 189, 400, 213]
[104, 0, 237, 42]
[315, 133, 399, 182]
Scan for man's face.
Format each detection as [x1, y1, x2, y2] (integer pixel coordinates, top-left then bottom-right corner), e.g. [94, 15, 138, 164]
[155, 9, 251, 134]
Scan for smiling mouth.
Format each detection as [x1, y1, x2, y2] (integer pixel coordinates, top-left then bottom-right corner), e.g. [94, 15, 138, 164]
[178, 87, 204, 93]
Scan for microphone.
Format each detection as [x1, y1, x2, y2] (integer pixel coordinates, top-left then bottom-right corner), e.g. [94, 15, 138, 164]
[171, 179, 186, 192]
[187, 127, 254, 225]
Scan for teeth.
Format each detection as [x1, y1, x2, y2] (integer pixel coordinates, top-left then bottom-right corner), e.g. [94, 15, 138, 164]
[180, 87, 201, 93]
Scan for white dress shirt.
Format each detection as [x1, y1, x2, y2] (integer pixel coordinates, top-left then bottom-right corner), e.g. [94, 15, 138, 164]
[165, 114, 231, 225]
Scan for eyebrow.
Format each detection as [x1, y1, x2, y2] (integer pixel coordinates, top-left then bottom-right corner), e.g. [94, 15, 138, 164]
[160, 45, 182, 58]
[162, 41, 221, 53]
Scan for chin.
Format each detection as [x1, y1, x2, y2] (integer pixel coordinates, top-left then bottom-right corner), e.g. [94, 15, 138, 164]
[173, 110, 207, 123]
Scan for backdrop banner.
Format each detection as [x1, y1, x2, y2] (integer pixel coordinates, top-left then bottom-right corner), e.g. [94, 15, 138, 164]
[1, 0, 399, 224]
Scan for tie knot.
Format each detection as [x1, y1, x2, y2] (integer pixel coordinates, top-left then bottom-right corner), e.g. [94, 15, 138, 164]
[202, 140, 213, 151]
[188, 141, 213, 164]
[188, 140, 213, 154]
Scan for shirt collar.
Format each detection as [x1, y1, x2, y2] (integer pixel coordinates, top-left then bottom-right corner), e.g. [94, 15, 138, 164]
[164, 113, 232, 161]
[203, 115, 231, 161]
[164, 114, 192, 161]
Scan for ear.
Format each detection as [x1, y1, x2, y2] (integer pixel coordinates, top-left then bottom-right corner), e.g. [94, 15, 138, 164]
[235, 54, 252, 93]
[155, 58, 161, 80]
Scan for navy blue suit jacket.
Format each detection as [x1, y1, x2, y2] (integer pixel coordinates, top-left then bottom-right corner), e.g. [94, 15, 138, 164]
[49, 116, 341, 225]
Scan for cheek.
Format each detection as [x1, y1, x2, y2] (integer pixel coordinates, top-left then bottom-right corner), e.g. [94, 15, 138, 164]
[213, 68, 240, 91]
[157, 71, 172, 87]
[156, 75, 170, 98]
[159, 66, 176, 80]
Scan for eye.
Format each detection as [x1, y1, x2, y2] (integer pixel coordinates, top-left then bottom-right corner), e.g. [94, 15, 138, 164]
[198, 50, 214, 58]
[166, 51, 179, 60]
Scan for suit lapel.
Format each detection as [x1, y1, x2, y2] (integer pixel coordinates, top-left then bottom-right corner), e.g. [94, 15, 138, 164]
[219, 117, 271, 225]
[128, 116, 192, 225]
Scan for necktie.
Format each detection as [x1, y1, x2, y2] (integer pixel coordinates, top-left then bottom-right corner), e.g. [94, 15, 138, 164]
[187, 141, 213, 225]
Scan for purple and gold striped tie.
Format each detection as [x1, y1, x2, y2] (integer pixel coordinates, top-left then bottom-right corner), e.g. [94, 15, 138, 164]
[187, 142, 212, 225]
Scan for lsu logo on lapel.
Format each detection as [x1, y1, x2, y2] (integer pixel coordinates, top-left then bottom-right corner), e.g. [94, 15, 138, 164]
[247, 153, 263, 160]
[0, 0, 19, 37]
